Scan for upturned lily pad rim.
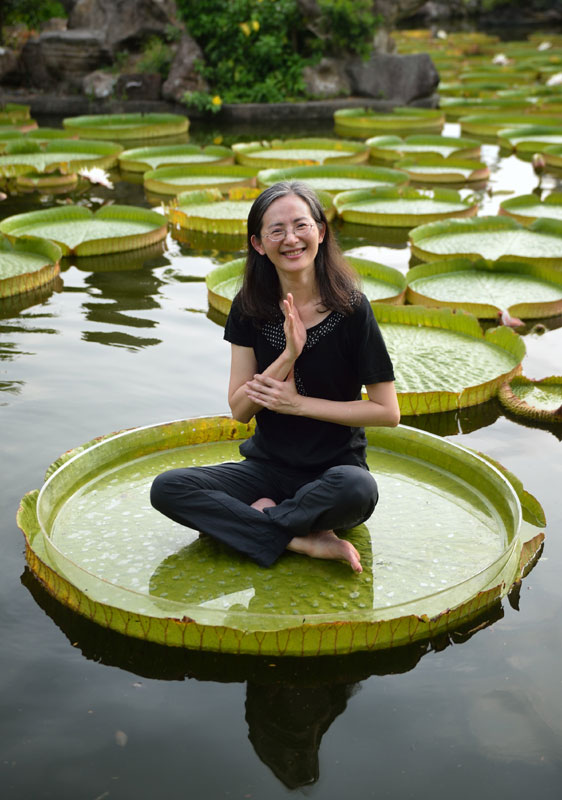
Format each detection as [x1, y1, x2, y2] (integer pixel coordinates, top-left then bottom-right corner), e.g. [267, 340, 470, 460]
[334, 186, 478, 228]
[118, 143, 234, 173]
[409, 215, 562, 267]
[0, 204, 168, 256]
[232, 137, 370, 166]
[365, 133, 482, 161]
[497, 124, 562, 151]
[405, 256, 562, 319]
[18, 414, 542, 655]
[393, 154, 490, 182]
[0, 235, 62, 298]
[0, 138, 124, 176]
[255, 163, 409, 190]
[63, 112, 189, 140]
[498, 375, 562, 422]
[144, 164, 258, 196]
[499, 192, 562, 224]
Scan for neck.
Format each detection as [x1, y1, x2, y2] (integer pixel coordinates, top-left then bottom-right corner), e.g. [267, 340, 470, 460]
[278, 270, 319, 306]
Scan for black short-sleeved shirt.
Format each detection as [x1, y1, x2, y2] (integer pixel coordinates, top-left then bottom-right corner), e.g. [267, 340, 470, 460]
[224, 291, 395, 472]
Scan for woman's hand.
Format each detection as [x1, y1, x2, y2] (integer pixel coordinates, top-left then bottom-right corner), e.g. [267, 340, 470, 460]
[245, 368, 302, 415]
[283, 293, 306, 361]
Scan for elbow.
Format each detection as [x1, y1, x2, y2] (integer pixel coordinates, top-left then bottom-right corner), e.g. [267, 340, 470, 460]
[229, 402, 254, 425]
[389, 409, 401, 427]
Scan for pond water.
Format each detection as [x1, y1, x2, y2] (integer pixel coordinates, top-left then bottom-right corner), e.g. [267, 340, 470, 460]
[1, 114, 562, 798]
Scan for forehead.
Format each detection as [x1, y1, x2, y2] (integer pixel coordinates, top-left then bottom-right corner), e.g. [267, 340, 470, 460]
[261, 194, 313, 227]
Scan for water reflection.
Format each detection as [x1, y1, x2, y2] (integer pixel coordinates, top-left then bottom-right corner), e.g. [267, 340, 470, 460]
[21, 564, 507, 788]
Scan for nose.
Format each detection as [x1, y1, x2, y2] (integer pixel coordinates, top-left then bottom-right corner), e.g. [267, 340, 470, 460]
[283, 227, 299, 243]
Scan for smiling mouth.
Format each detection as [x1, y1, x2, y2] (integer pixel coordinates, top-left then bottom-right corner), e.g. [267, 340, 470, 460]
[281, 247, 306, 257]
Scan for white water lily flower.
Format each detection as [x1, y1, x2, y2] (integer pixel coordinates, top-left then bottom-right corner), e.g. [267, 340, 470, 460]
[546, 72, 562, 87]
[436, 30, 447, 40]
[78, 166, 114, 189]
[164, 232, 181, 256]
[538, 41, 552, 51]
[492, 53, 510, 65]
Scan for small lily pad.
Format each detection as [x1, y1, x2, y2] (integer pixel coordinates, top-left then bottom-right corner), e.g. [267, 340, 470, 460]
[366, 134, 481, 162]
[168, 188, 258, 236]
[499, 192, 562, 224]
[499, 375, 562, 422]
[256, 163, 408, 193]
[144, 164, 258, 196]
[119, 144, 234, 173]
[233, 138, 369, 167]
[334, 107, 445, 137]
[394, 154, 490, 184]
[497, 125, 562, 152]
[63, 113, 189, 140]
[0, 235, 61, 298]
[0, 139, 123, 178]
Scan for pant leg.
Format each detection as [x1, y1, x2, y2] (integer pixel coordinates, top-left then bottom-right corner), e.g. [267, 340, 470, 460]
[150, 461, 295, 567]
[265, 465, 378, 538]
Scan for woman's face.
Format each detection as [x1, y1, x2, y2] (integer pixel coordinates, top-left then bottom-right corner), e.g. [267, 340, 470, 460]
[250, 194, 325, 279]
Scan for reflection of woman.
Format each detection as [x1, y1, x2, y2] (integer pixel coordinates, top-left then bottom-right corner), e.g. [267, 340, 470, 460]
[151, 181, 399, 572]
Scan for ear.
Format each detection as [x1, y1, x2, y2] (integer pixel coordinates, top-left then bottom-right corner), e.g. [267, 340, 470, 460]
[250, 234, 265, 255]
[317, 222, 326, 243]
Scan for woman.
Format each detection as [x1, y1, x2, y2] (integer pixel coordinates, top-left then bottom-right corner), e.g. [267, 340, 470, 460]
[151, 181, 400, 573]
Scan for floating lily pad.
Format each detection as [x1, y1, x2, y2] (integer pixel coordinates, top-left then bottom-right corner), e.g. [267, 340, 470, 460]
[168, 188, 258, 236]
[497, 125, 562, 152]
[63, 113, 189, 140]
[233, 138, 369, 167]
[256, 163, 408, 193]
[459, 113, 562, 138]
[0, 205, 168, 256]
[119, 144, 234, 173]
[206, 254, 406, 315]
[0, 139, 123, 178]
[394, 154, 490, 184]
[17, 415, 544, 655]
[406, 257, 562, 319]
[143, 164, 257, 196]
[366, 134, 481, 162]
[334, 107, 445, 137]
[410, 215, 562, 268]
[334, 186, 478, 228]
[440, 97, 534, 121]
[371, 303, 525, 414]
[543, 143, 562, 168]
[498, 375, 562, 422]
[0, 235, 61, 298]
[499, 193, 562, 224]
[15, 170, 79, 191]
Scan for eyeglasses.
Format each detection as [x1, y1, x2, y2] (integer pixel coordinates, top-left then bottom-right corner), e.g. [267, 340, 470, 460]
[262, 222, 317, 242]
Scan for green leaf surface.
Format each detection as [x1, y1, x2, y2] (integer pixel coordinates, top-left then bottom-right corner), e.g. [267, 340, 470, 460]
[0, 205, 167, 256]
[119, 144, 234, 173]
[334, 186, 477, 228]
[394, 155, 490, 183]
[499, 375, 562, 422]
[63, 113, 189, 140]
[0, 235, 61, 298]
[256, 163, 408, 193]
[233, 138, 369, 167]
[366, 133, 481, 161]
[144, 164, 258, 196]
[18, 415, 538, 655]
[500, 192, 562, 224]
[406, 257, 562, 319]
[0, 139, 123, 177]
[333, 107, 445, 137]
[410, 215, 562, 267]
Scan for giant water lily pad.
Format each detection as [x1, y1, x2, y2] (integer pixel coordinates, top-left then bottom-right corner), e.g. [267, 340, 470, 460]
[0, 205, 168, 256]
[334, 107, 445, 137]
[410, 216, 562, 268]
[206, 254, 406, 315]
[168, 188, 258, 236]
[366, 134, 481, 162]
[406, 257, 562, 319]
[393, 155, 490, 184]
[0, 235, 61, 298]
[372, 304, 525, 414]
[0, 139, 123, 177]
[459, 113, 562, 138]
[143, 164, 257, 196]
[498, 375, 562, 422]
[17, 415, 544, 655]
[232, 138, 369, 167]
[497, 125, 562, 152]
[63, 113, 189, 140]
[543, 143, 562, 169]
[118, 144, 234, 173]
[499, 193, 562, 224]
[334, 187, 478, 228]
[256, 163, 408, 193]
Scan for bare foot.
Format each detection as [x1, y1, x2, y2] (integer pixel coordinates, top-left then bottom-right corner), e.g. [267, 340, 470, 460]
[251, 497, 276, 512]
[287, 530, 363, 573]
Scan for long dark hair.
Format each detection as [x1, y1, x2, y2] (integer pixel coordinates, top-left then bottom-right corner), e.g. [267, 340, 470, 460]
[237, 181, 359, 324]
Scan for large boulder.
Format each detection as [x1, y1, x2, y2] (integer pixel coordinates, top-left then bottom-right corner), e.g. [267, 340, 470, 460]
[161, 34, 208, 103]
[37, 30, 111, 89]
[346, 52, 439, 104]
[302, 58, 351, 99]
[69, 0, 180, 50]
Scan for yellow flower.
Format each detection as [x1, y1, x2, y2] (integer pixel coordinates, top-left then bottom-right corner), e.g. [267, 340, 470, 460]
[213, 135, 223, 145]
[252, 20, 260, 32]
[239, 22, 251, 36]
[211, 95, 222, 107]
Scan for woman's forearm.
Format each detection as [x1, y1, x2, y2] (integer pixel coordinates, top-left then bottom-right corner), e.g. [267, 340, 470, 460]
[228, 348, 297, 423]
[294, 395, 400, 428]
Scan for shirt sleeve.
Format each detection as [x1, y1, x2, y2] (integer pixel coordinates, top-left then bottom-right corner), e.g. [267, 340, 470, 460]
[351, 294, 395, 385]
[223, 294, 255, 347]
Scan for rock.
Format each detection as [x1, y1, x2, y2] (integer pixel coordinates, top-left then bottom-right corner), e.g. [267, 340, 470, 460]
[83, 69, 118, 99]
[0, 47, 20, 84]
[115, 72, 162, 101]
[39, 18, 68, 33]
[346, 52, 439, 104]
[39, 30, 111, 88]
[69, 0, 180, 50]
[18, 38, 53, 89]
[302, 58, 351, 98]
[161, 34, 208, 102]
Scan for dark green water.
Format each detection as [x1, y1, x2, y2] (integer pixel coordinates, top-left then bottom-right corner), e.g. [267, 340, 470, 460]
[1, 116, 562, 798]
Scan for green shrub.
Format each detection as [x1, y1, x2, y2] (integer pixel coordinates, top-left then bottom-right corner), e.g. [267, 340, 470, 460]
[3, 0, 67, 29]
[137, 37, 174, 77]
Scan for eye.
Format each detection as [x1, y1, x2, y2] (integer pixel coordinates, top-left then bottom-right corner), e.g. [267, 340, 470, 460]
[269, 229, 285, 240]
[295, 222, 312, 234]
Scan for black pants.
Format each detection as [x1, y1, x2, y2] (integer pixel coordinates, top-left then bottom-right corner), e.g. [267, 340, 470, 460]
[150, 459, 378, 567]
